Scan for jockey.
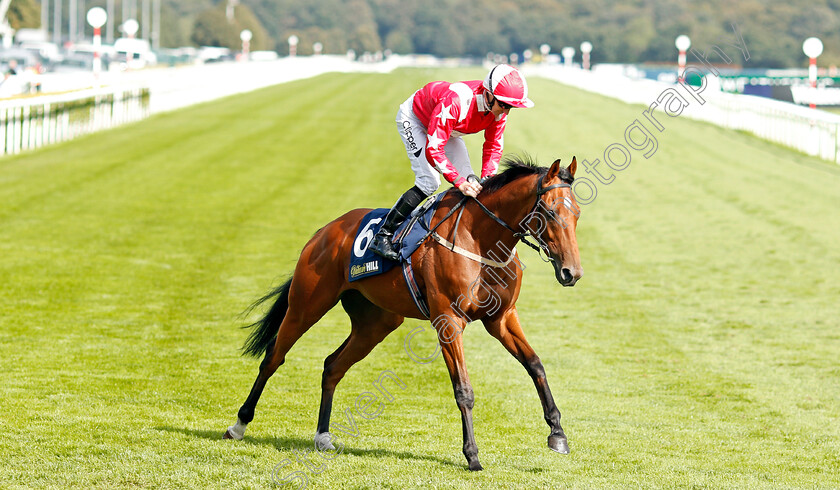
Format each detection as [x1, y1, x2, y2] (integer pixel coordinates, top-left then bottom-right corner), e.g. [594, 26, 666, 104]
[369, 64, 535, 261]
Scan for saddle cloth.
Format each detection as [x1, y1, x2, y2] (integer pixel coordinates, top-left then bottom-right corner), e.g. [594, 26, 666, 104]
[348, 192, 446, 282]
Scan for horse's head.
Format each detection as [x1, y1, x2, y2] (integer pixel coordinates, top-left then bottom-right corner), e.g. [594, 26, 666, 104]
[526, 157, 583, 287]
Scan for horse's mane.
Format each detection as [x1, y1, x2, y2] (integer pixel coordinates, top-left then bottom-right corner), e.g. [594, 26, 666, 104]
[481, 154, 573, 195]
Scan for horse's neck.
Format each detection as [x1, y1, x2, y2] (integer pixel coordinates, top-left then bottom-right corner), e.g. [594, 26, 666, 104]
[470, 177, 537, 255]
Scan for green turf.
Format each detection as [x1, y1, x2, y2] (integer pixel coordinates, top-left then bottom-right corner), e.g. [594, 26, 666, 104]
[1, 68, 838, 489]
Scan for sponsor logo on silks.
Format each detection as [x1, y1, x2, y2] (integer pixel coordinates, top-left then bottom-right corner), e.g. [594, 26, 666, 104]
[350, 261, 380, 278]
[403, 120, 424, 158]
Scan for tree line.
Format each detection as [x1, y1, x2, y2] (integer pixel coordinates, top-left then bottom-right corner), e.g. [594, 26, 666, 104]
[10, 0, 839, 68]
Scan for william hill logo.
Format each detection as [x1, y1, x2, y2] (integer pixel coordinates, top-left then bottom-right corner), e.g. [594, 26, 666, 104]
[350, 260, 380, 278]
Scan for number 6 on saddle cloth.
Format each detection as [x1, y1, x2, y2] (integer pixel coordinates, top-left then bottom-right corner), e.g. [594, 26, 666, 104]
[348, 192, 447, 282]
[348, 192, 448, 318]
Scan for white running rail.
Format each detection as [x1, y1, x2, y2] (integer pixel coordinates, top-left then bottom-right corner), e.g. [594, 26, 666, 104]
[528, 64, 840, 165]
[0, 55, 409, 158]
[0, 86, 149, 157]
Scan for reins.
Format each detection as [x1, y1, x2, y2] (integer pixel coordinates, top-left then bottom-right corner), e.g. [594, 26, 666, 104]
[472, 176, 571, 263]
[419, 192, 468, 241]
[419, 174, 572, 265]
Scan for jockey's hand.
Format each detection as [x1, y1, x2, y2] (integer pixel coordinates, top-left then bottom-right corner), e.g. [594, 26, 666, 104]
[457, 179, 482, 198]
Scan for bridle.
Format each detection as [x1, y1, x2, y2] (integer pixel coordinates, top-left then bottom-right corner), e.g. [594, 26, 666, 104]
[420, 174, 572, 264]
[469, 175, 572, 263]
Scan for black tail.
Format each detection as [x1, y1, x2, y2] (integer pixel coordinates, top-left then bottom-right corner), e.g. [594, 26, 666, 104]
[242, 276, 293, 358]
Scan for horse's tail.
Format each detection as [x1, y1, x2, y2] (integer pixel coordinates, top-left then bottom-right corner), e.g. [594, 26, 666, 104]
[241, 276, 293, 358]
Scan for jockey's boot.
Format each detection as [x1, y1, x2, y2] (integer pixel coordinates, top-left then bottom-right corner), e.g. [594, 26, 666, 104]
[369, 186, 428, 261]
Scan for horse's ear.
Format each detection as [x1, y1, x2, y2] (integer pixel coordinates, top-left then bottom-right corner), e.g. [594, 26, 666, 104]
[568, 156, 577, 177]
[548, 158, 563, 178]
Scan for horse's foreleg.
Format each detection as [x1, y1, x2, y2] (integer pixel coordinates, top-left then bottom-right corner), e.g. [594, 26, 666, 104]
[482, 307, 570, 454]
[436, 320, 482, 471]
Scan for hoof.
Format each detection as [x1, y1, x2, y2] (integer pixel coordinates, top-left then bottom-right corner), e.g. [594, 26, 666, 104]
[548, 434, 570, 454]
[224, 426, 244, 441]
[468, 461, 483, 471]
[314, 432, 336, 451]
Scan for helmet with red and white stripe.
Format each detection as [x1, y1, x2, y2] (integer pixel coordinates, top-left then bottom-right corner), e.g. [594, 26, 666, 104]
[483, 64, 534, 108]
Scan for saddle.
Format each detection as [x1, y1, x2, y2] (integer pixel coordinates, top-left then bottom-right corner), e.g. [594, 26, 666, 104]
[348, 192, 446, 282]
[348, 193, 447, 318]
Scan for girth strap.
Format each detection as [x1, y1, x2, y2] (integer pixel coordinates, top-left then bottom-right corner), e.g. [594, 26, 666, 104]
[401, 256, 430, 319]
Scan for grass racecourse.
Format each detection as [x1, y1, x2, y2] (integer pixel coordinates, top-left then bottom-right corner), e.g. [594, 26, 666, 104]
[1, 67, 839, 489]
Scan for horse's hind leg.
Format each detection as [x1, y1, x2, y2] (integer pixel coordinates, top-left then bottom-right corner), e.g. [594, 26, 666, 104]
[225, 273, 343, 440]
[314, 290, 403, 447]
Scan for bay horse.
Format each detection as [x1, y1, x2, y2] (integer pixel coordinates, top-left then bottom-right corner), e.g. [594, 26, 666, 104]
[224, 155, 583, 471]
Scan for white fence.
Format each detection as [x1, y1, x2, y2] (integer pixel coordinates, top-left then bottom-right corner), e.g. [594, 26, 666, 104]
[528, 65, 840, 164]
[0, 56, 409, 158]
[0, 86, 149, 157]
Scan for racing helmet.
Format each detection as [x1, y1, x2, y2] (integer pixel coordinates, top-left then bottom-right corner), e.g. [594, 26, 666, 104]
[483, 64, 534, 108]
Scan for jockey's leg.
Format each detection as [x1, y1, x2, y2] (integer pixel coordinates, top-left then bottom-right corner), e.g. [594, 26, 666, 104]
[444, 136, 472, 180]
[369, 185, 427, 261]
[376, 98, 439, 261]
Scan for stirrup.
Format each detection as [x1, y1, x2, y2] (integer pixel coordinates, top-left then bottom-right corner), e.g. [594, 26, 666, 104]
[370, 233, 400, 261]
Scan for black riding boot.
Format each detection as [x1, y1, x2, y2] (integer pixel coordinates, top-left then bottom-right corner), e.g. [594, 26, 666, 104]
[369, 186, 428, 261]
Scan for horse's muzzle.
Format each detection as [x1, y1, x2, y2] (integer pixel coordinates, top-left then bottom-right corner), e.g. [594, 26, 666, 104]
[554, 262, 582, 287]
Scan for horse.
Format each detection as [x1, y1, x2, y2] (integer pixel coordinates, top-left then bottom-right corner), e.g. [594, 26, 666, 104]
[224, 155, 583, 471]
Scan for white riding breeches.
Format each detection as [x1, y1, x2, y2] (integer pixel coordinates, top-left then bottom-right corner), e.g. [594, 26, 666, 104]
[396, 94, 472, 196]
